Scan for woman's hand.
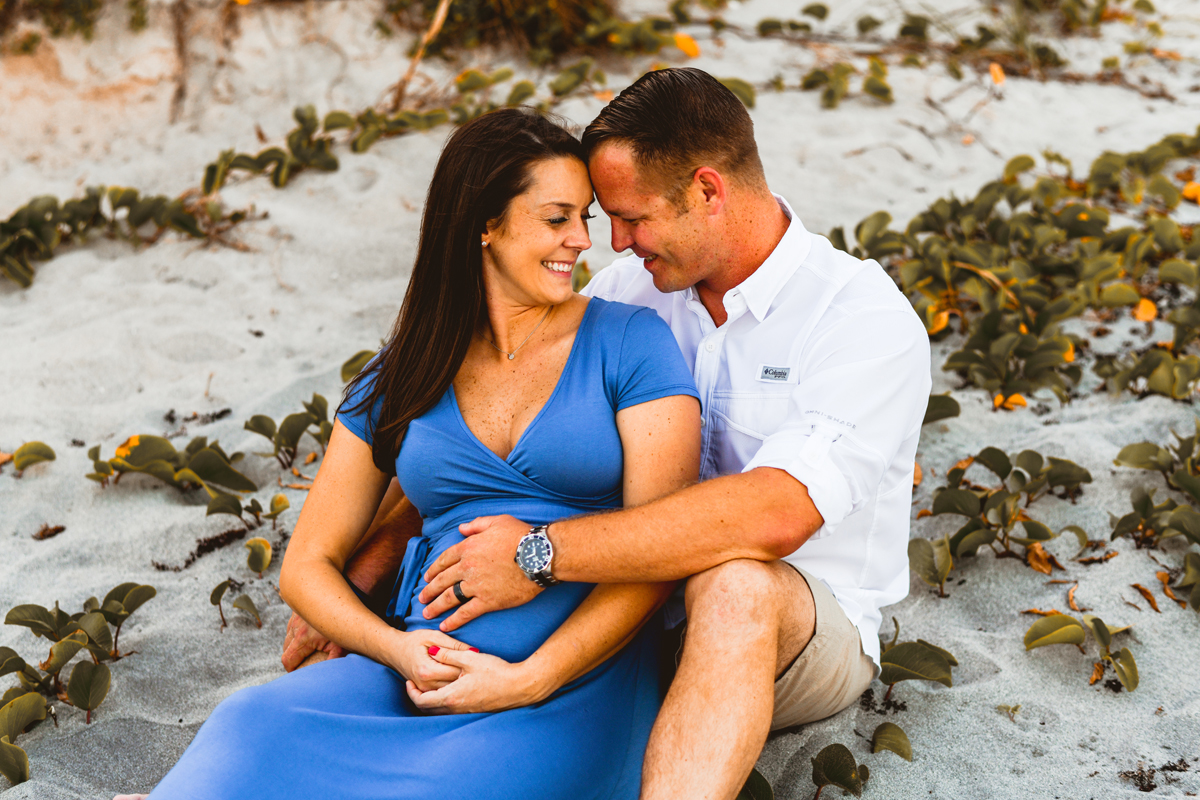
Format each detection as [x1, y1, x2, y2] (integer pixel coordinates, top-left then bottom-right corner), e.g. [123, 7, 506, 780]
[404, 648, 550, 714]
[385, 629, 475, 692]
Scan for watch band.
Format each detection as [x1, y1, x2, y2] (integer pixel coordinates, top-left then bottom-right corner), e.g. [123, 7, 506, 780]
[517, 524, 560, 588]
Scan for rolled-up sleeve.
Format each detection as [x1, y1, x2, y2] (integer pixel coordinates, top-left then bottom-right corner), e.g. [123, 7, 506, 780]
[744, 301, 931, 540]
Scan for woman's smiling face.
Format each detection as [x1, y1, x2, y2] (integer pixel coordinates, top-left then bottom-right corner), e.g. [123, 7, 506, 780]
[482, 156, 594, 309]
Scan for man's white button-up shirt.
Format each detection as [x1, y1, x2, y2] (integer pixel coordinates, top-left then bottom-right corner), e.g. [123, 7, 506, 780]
[583, 195, 932, 666]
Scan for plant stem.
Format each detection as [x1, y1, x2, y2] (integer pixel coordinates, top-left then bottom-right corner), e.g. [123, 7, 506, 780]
[218, 603, 227, 631]
[884, 684, 894, 702]
[387, 0, 453, 113]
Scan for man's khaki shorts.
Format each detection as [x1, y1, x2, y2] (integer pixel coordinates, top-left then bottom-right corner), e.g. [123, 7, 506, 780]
[770, 564, 877, 730]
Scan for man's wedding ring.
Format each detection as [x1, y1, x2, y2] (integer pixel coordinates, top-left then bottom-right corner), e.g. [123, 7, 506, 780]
[452, 581, 470, 605]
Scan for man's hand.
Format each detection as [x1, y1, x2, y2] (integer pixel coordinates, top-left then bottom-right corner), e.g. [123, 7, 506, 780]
[419, 515, 542, 632]
[405, 647, 548, 715]
[281, 612, 346, 672]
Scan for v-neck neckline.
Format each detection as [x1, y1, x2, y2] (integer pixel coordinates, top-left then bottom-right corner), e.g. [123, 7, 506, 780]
[450, 299, 595, 467]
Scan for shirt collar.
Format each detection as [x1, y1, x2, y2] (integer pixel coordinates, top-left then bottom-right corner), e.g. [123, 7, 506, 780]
[688, 194, 812, 324]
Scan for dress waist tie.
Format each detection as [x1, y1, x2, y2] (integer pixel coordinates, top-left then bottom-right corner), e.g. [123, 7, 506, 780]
[385, 534, 431, 630]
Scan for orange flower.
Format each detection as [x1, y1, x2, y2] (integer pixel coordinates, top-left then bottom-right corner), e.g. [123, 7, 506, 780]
[994, 393, 1027, 411]
[1183, 182, 1200, 204]
[1132, 298, 1157, 322]
[673, 33, 700, 58]
[927, 310, 950, 335]
[115, 435, 140, 459]
[1063, 342, 1075, 363]
[989, 63, 1005, 85]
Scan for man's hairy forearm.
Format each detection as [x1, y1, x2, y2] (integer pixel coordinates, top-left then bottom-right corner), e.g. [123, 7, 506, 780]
[551, 468, 824, 584]
[346, 481, 421, 609]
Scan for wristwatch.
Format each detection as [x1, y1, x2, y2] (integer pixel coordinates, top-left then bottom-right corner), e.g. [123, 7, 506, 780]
[515, 525, 560, 588]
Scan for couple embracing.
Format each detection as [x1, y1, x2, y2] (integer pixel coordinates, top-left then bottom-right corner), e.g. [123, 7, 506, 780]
[134, 67, 931, 799]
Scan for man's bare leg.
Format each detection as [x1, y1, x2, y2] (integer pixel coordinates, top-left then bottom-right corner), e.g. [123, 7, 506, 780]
[640, 559, 815, 800]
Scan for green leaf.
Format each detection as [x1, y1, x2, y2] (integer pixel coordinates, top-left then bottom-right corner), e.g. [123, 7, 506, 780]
[1081, 614, 1113, 653]
[342, 350, 376, 383]
[1109, 647, 1138, 691]
[871, 721, 912, 761]
[12, 442, 55, 472]
[1159, 258, 1197, 286]
[975, 447, 1012, 479]
[1004, 155, 1036, 181]
[322, 111, 356, 131]
[233, 594, 262, 627]
[77, 611, 112, 657]
[854, 211, 892, 248]
[505, 80, 536, 107]
[718, 78, 756, 109]
[1014, 450, 1044, 477]
[1010, 520, 1054, 546]
[207, 492, 243, 518]
[262, 493, 290, 520]
[303, 394, 329, 425]
[1099, 283, 1141, 307]
[4, 605, 59, 640]
[801, 3, 828, 19]
[0, 649, 26, 679]
[40, 630, 88, 676]
[915, 639, 958, 666]
[1024, 614, 1084, 649]
[932, 488, 981, 518]
[1178, 553, 1200, 588]
[103, 583, 138, 609]
[244, 414, 278, 442]
[879, 641, 953, 687]
[908, 536, 952, 592]
[0, 735, 30, 785]
[210, 580, 231, 606]
[549, 59, 593, 97]
[277, 412, 317, 453]
[0, 692, 46, 746]
[66, 661, 110, 714]
[857, 15, 882, 34]
[1114, 442, 1173, 472]
[923, 394, 960, 425]
[185, 448, 256, 493]
[810, 743, 867, 796]
[119, 585, 156, 617]
[735, 766, 774, 800]
[245, 537, 273, 574]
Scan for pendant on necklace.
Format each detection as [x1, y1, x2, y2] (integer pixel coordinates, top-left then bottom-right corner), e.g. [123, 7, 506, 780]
[508, 354, 515, 360]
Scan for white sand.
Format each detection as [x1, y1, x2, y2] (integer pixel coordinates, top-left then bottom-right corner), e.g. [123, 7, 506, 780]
[2, 0, 1200, 796]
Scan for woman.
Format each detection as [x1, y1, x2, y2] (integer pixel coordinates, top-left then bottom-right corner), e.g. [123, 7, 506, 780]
[138, 108, 701, 798]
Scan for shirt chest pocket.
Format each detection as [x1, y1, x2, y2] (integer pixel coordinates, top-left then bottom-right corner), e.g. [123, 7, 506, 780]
[708, 391, 794, 468]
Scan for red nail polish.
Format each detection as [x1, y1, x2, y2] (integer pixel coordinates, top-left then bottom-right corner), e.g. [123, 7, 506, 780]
[469, 647, 480, 653]
[428, 646, 440, 656]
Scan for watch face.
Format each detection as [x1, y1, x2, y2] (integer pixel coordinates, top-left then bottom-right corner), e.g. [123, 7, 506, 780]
[517, 534, 552, 573]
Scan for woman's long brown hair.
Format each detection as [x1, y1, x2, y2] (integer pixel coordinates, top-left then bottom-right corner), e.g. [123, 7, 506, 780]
[341, 108, 586, 474]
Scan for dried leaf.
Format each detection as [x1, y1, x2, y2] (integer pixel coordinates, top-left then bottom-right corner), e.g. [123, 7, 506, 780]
[989, 62, 1005, 85]
[1068, 583, 1086, 612]
[1079, 552, 1118, 564]
[1130, 584, 1160, 612]
[1156, 571, 1187, 608]
[673, 32, 700, 58]
[1026, 542, 1059, 575]
[1183, 182, 1200, 204]
[952, 456, 975, 472]
[304, 452, 317, 465]
[913, 462, 923, 488]
[1088, 661, 1105, 685]
[916, 509, 932, 519]
[0, 452, 12, 470]
[928, 310, 950, 334]
[1132, 298, 1158, 322]
[1021, 608, 1063, 616]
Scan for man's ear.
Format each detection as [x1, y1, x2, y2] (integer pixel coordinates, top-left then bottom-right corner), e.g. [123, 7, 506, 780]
[692, 167, 727, 215]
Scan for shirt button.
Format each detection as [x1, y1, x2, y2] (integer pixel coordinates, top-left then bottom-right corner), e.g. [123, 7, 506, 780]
[700, 417, 706, 427]
[705, 341, 715, 352]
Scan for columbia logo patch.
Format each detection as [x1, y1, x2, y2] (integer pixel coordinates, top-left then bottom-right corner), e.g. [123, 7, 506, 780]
[757, 365, 791, 382]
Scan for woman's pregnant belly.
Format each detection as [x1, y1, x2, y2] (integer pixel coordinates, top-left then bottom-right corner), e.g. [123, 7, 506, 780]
[394, 499, 606, 664]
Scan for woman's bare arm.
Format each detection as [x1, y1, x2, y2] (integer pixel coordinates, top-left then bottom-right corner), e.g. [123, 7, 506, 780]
[279, 421, 469, 689]
[409, 393, 700, 712]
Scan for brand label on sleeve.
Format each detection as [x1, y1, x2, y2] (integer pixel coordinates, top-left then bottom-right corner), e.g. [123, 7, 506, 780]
[757, 365, 792, 382]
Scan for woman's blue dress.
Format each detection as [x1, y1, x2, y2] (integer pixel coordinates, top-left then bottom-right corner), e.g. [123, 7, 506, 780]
[149, 298, 700, 800]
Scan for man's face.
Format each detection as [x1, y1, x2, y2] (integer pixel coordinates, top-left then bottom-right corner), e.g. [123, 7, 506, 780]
[588, 142, 711, 294]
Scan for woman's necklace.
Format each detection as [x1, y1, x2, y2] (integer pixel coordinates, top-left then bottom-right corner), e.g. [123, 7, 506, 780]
[485, 305, 553, 360]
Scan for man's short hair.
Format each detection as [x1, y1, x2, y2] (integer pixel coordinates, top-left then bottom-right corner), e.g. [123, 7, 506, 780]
[581, 67, 766, 202]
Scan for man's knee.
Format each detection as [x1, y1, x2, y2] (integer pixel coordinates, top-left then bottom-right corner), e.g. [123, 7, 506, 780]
[684, 559, 800, 628]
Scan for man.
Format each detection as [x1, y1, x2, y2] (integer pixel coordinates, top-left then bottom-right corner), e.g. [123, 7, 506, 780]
[284, 68, 930, 798]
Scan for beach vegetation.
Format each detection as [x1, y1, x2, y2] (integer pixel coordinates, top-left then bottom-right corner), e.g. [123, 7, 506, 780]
[1114, 420, 1200, 511]
[232, 594, 262, 628]
[244, 537, 273, 578]
[342, 350, 378, 383]
[0, 691, 46, 785]
[810, 743, 869, 798]
[1024, 611, 1137, 690]
[800, 58, 894, 109]
[1107, 486, 1200, 551]
[871, 722, 912, 761]
[87, 435, 258, 518]
[735, 767, 772, 800]
[244, 394, 332, 469]
[877, 620, 957, 701]
[922, 393, 960, 425]
[0, 187, 251, 288]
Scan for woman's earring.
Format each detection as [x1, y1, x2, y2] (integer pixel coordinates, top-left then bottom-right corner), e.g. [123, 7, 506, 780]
[481, 239, 489, 247]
